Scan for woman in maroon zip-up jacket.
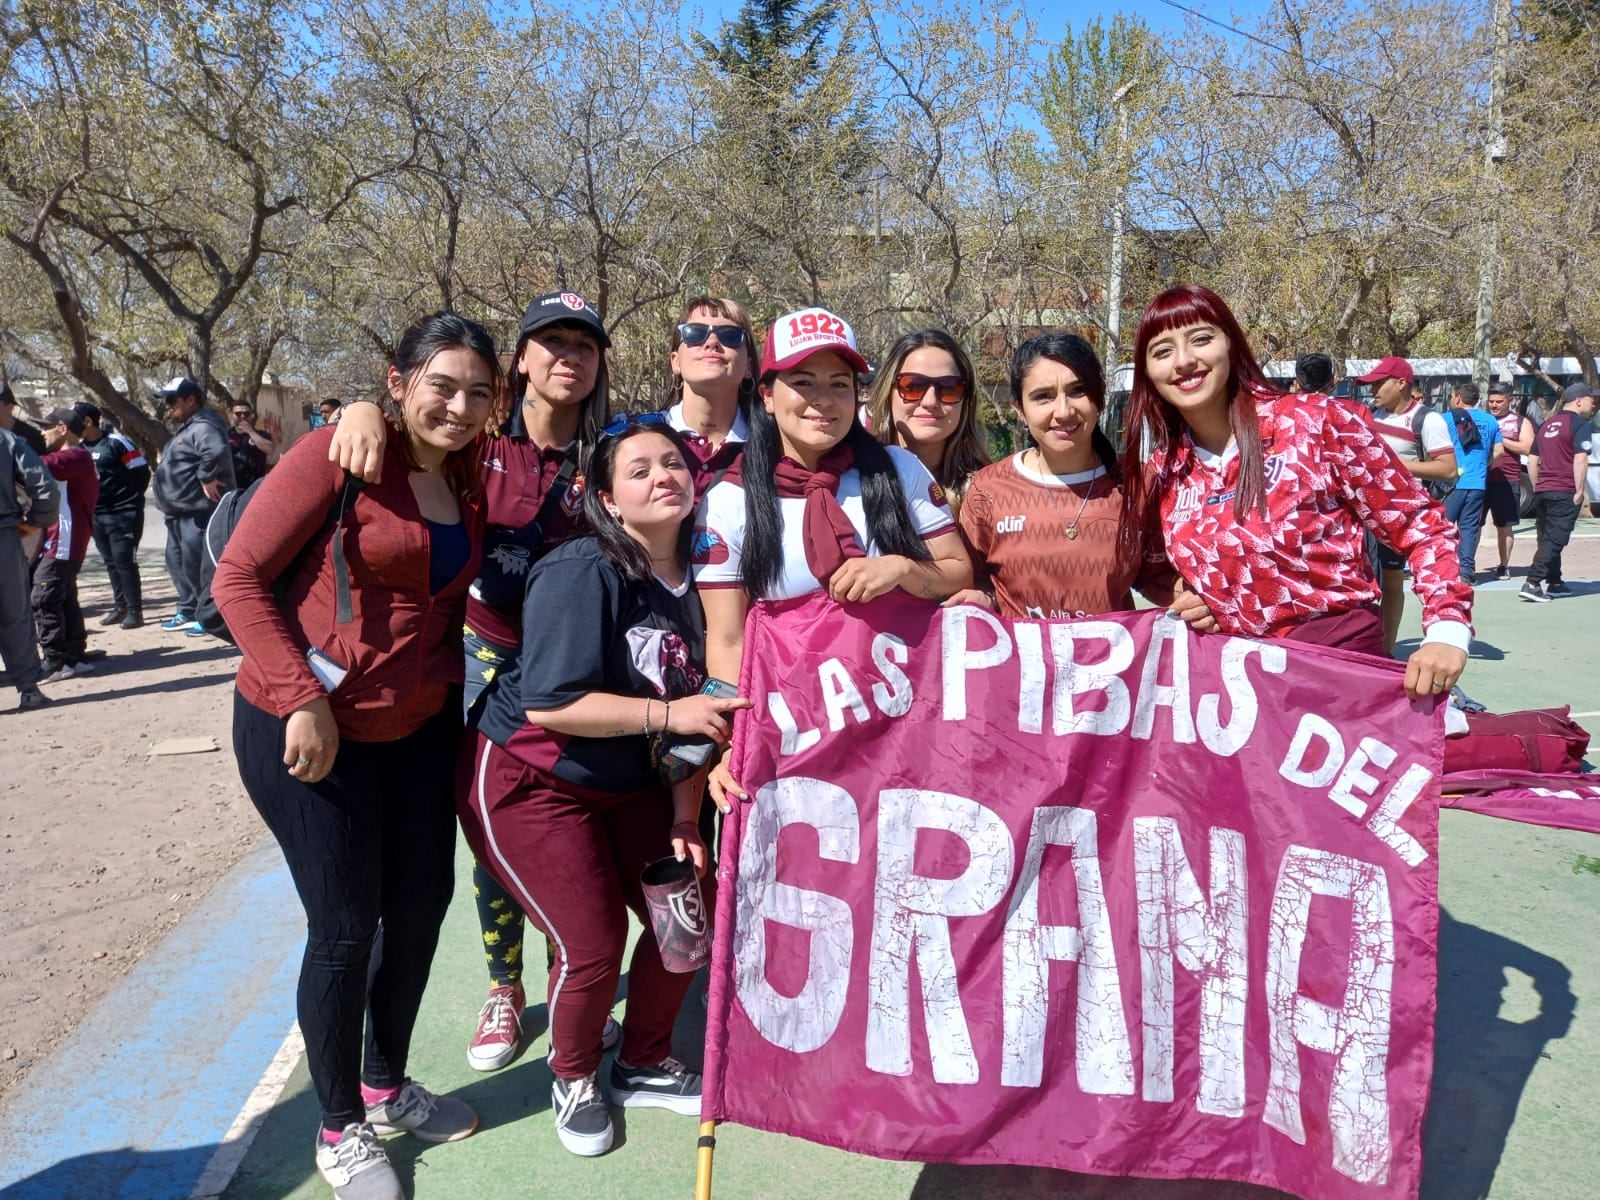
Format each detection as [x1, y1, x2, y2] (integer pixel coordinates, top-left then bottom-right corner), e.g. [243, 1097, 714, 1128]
[213, 313, 496, 1200]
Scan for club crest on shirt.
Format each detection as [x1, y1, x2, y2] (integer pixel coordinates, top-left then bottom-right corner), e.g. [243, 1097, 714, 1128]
[1263, 452, 1288, 488]
[692, 526, 729, 565]
[929, 480, 948, 508]
[561, 473, 586, 515]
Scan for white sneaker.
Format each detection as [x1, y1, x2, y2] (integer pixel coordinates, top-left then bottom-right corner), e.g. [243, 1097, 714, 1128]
[314, 1123, 403, 1200]
[366, 1079, 478, 1143]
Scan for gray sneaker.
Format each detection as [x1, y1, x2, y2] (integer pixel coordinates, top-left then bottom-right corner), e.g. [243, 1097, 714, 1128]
[366, 1079, 478, 1143]
[314, 1123, 403, 1200]
[16, 686, 49, 713]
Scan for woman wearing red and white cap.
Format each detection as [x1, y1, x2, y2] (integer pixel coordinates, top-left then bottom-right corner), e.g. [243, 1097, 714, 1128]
[694, 307, 973, 806]
[1117, 285, 1472, 701]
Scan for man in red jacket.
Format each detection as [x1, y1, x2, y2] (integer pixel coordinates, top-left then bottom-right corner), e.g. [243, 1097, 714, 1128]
[34, 408, 101, 681]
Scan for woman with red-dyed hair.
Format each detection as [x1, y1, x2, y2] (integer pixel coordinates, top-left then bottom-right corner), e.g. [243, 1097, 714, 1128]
[1116, 284, 1472, 700]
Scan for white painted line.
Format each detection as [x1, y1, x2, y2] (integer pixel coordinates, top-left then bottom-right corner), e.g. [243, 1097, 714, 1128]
[1568, 710, 1600, 720]
[188, 1023, 306, 1200]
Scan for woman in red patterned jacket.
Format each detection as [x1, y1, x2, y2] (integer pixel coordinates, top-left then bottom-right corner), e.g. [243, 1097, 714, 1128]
[1116, 284, 1472, 700]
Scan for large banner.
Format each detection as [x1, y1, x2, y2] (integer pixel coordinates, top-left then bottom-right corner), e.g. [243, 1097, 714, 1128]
[703, 593, 1445, 1200]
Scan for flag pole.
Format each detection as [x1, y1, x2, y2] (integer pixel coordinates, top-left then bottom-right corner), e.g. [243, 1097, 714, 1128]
[694, 1120, 718, 1199]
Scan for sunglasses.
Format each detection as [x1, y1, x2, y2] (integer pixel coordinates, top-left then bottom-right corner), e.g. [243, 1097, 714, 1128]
[232, 411, 252, 419]
[599, 410, 671, 440]
[894, 373, 966, 405]
[677, 323, 748, 351]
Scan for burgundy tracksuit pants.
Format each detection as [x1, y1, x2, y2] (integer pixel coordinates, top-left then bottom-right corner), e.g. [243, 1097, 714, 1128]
[457, 733, 704, 1080]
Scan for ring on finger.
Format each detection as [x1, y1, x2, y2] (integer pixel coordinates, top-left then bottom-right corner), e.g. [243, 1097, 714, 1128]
[295, 755, 312, 767]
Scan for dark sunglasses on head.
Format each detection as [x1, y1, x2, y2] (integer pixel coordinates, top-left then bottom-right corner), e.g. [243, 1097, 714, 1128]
[599, 410, 672, 440]
[677, 322, 748, 351]
[894, 373, 966, 405]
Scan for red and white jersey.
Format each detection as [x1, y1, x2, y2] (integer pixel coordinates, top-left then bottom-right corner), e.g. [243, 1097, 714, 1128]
[1150, 391, 1472, 645]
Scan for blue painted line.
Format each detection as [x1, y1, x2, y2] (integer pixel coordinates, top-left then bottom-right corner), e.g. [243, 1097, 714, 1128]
[0, 836, 305, 1200]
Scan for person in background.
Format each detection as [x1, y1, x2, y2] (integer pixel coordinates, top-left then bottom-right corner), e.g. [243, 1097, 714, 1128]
[865, 329, 991, 518]
[74, 401, 151, 628]
[1443, 382, 1503, 585]
[1119, 284, 1471, 699]
[1357, 356, 1457, 655]
[1291, 353, 1337, 395]
[0, 382, 47, 455]
[1484, 382, 1536, 580]
[150, 377, 235, 635]
[33, 409, 100, 683]
[1520, 382, 1596, 603]
[228, 402, 278, 489]
[663, 296, 756, 493]
[0, 421, 59, 712]
[318, 398, 343, 427]
[214, 313, 496, 1200]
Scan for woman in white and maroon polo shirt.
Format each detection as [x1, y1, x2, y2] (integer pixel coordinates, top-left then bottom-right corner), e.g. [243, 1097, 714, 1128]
[1116, 284, 1473, 700]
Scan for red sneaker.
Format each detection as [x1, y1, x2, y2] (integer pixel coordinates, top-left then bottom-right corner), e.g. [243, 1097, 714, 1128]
[467, 983, 524, 1071]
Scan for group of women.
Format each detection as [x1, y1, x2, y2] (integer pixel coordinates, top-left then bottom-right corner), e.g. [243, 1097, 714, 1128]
[212, 283, 1472, 1200]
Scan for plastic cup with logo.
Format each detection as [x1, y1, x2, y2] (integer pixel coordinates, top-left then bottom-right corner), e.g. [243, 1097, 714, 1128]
[639, 856, 711, 973]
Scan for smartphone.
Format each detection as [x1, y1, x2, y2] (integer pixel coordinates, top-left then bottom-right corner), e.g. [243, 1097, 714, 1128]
[662, 678, 741, 769]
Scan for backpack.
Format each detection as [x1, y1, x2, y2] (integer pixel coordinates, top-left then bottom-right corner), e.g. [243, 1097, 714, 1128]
[1410, 405, 1456, 501]
[194, 473, 365, 644]
[1450, 408, 1482, 453]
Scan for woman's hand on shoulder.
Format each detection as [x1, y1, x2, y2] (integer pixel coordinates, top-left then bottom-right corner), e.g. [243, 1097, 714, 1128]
[1403, 642, 1467, 701]
[327, 400, 388, 483]
[828, 555, 909, 604]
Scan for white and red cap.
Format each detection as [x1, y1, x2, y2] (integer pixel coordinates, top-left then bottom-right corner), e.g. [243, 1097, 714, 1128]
[760, 307, 870, 376]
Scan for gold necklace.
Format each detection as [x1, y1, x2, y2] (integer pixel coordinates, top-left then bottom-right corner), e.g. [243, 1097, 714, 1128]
[1032, 451, 1098, 540]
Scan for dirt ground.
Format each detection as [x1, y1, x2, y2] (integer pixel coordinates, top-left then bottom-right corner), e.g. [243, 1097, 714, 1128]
[0, 547, 261, 1101]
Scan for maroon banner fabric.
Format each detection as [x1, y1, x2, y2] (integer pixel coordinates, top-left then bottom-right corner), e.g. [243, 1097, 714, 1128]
[1442, 769, 1600, 834]
[703, 593, 1447, 1200]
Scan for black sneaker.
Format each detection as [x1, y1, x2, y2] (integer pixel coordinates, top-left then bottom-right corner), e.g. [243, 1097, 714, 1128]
[609, 1055, 702, 1116]
[121, 612, 145, 630]
[38, 661, 76, 684]
[1545, 582, 1574, 598]
[1519, 582, 1551, 603]
[16, 686, 49, 713]
[1492, 565, 1510, 581]
[97, 609, 126, 626]
[551, 1072, 613, 1156]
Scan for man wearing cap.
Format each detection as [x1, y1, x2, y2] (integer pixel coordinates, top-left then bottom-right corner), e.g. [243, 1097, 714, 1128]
[1484, 382, 1536, 580]
[74, 401, 152, 628]
[0, 381, 48, 456]
[0, 416, 59, 711]
[150, 377, 235, 633]
[32, 409, 100, 681]
[1358, 356, 1458, 653]
[1520, 382, 1596, 602]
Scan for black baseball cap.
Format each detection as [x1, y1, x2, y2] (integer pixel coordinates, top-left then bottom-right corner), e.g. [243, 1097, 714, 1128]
[519, 292, 610, 349]
[154, 376, 203, 402]
[1561, 382, 1597, 404]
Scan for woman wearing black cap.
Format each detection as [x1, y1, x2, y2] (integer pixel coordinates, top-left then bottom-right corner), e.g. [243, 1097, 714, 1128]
[329, 292, 615, 1073]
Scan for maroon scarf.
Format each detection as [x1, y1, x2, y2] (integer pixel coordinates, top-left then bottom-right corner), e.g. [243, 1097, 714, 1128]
[727, 443, 865, 583]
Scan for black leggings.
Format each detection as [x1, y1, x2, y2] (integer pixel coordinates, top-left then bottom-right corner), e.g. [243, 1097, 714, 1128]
[233, 690, 461, 1132]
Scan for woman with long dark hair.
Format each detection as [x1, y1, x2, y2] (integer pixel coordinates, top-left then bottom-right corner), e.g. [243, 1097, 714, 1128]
[328, 292, 614, 1074]
[865, 328, 990, 516]
[458, 416, 748, 1157]
[953, 332, 1210, 625]
[214, 312, 497, 1200]
[1117, 284, 1472, 699]
[695, 307, 972, 804]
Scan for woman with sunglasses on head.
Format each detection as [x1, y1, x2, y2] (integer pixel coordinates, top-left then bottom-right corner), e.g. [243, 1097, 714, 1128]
[865, 329, 991, 518]
[664, 296, 758, 492]
[950, 332, 1212, 628]
[328, 292, 614, 1075]
[458, 415, 749, 1157]
[214, 313, 497, 1200]
[695, 308, 973, 807]
[1118, 284, 1472, 700]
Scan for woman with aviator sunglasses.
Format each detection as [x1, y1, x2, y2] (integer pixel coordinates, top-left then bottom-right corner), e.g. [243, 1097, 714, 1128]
[664, 296, 758, 492]
[866, 329, 990, 517]
[328, 292, 616, 1075]
[458, 414, 749, 1157]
